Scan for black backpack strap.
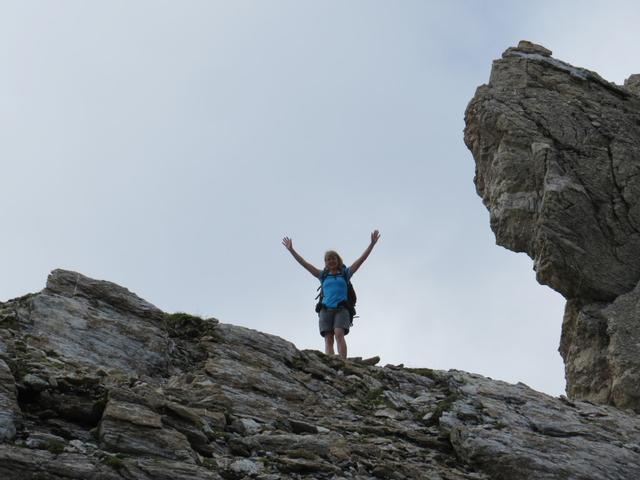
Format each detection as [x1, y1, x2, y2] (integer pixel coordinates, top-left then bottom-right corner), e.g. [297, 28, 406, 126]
[315, 269, 328, 300]
[315, 269, 328, 312]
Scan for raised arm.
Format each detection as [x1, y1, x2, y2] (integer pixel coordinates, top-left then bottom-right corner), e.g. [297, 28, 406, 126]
[349, 230, 380, 275]
[282, 237, 322, 278]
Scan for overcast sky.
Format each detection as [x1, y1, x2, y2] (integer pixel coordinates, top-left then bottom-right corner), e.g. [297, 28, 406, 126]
[2, 1, 639, 397]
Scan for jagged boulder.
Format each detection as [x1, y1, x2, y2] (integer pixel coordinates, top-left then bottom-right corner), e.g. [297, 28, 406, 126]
[464, 40, 640, 410]
[1, 270, 640, 479]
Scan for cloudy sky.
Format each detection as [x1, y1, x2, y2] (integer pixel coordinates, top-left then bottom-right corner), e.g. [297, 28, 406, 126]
[2, 1, 639, 397]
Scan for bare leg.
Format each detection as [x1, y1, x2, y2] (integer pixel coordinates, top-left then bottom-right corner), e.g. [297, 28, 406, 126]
[334, 328, 347, 359]
[324, 332, 335, 356]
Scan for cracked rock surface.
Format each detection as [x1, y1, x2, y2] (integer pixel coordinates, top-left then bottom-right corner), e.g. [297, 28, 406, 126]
[464, 40, 640, 410]
[1, 269, 639, 478]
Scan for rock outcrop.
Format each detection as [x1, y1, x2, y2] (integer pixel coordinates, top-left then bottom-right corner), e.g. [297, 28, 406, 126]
[1, 269, 640, 478]
[464, 40, 640, 411]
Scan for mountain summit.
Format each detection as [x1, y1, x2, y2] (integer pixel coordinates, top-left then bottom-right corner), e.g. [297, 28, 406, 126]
[1, 268, 639, 479]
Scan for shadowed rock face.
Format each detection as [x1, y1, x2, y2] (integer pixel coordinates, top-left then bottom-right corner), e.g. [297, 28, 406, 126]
[465, 40, 640, 410]
[1, 270, 640, 479]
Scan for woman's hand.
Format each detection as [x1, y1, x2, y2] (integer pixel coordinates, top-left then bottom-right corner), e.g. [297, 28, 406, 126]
[282, 237, 321, 277]
[350, 230, 380, 275]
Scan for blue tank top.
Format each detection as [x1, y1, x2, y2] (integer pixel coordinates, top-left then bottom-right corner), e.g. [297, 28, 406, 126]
[319, 267, 352, 308]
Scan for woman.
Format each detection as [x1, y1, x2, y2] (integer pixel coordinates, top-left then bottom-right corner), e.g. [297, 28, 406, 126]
[282, 230, 380, 359]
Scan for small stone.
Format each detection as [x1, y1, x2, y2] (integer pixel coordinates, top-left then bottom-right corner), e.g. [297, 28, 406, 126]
[230, 417, 262, 435]
[514, 40, 552, 56]
[502, 40, 553, 59]
[230, 458, 262, 476]
[361, 356, 380, 366]
[67, 439, 87, 453]
[374, 408, 400, 419]
[411, 393, 433, 405]
[289, 419, 318, 434]
[422, 412, 434, 421]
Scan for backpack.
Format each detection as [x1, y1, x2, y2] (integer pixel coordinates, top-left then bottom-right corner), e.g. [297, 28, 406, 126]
[315, 266, 357, 322]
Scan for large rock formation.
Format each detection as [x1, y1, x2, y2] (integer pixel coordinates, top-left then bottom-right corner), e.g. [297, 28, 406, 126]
[1, 269, 640, 478]
[464, 40, 640, 410]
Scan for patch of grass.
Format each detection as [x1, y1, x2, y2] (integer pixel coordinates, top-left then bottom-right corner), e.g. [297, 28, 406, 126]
[494, 420, 507, 430]
[405, 367, 438, 380]
[0, 313, 19, 330]
[423, 393, 460, 427]
[101, 454, 126, 470]
[166, 312, 204, 322]
[290, 356, 307, 371]
[361, 388, 387, 410]
[45, 441, 65, 455]
[287, 449, 318, 460]
[200, 457, 218, 470]
[207, 428, 229, 441]
[164, 312, 219, 339]
[92, 394, 108, 419]
[341, 362, 366, 377]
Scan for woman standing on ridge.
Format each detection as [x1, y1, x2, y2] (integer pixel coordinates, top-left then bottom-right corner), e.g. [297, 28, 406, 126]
[282, 230, 380, 359]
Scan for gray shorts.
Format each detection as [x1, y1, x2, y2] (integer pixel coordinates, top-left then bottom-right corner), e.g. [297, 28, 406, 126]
[318, 307, 351, 337]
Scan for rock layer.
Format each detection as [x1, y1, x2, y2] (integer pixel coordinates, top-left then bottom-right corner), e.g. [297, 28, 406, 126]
[464, 40, 640, 410]
[1, 269, 640, 478]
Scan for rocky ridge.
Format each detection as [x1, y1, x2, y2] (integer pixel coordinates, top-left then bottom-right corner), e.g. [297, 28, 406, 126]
[0, 269, 639, 479]
[464, 40, 640, 411]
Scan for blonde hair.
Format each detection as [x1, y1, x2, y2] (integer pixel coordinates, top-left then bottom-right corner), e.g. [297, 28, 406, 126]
[324, 250, 344, 268]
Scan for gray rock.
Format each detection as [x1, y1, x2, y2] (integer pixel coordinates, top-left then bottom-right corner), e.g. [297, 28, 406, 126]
[2, 269, 640, 478]
[98, 397, 196, 462]
[22, 373, 49, 392]
[46, 269, 165, 321]
[27, 292, 170, 377]
[0, 445, 122, 479]
[624, 74, 640, 95]
[0, 359, 19, 442]
[503, 39, 553, 57]
[464, 41, 640, 410]
[230, 417, 262, 435]
[442, 373, 640, 480]
[0, 413, 16, 443]
[66, 439, 88, 454]
[289, 419, 318, 434]
[25, 432, 66, 450]
[230, 458, 263, 476]
[561, 281, 640, 409]
[465, 43, 640, 302]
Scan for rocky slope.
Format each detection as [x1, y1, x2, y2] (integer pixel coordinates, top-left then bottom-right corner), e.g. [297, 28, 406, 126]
[464, 41, 640, 411]
[1, 269, 639, 479]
